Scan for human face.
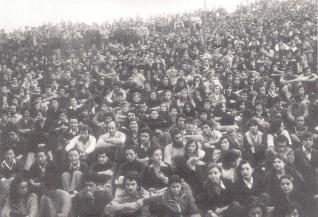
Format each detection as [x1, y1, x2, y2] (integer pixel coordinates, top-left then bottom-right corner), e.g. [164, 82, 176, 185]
[208, 167, 221, 184]
[273, 157, 285, 172]
[125, 179, 138, 194]
[169, 182, 182, 196]
[70, 119, 78, 130]
[80, 130, 89, 140]
[150, 111, 159, 119]
[85, 181, 97, 193]
[18, 181, 29, 196]
[173, 133, 183, 144]
[152, 149, 162, 162]
[36, 152, 47, 166]
[240, 163, 253, 180]
[249, 124, 258, 134]
[140, 132, 150, 144]
[97, 153, 108, 164]
[107, 122, 116, 135]
[276, 141, 287, 154]
[160, 104, 167, 112]
[248, 207, 263, 217]
[177, 117, 185, 129]
[202, 124, 210, 134]
[220, 138, 230, 150]
[4, 149, 15, 162]
[129, 121, 138, 132]
[214, 86, 221, 94]
[187, 142, 197, 154]
[296, 116, 305, 127]
[125, 149, 136, 162]
[68, 150, 80, 163]
[281, 178, 293, 194]
[284, 209, 299, 217]
[302, 136, 313, 150]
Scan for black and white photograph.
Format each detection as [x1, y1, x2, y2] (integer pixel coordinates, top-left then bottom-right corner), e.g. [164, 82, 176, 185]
[0, 0, 317, 216]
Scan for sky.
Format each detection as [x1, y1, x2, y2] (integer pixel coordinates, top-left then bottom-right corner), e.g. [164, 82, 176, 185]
[0, 0, 248, 31]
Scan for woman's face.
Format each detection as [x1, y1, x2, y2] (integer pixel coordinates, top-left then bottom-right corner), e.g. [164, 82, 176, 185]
[208, 167, 221, 184]
[165, 92, 171, 100]
[152, 149, 162, 162]
[247, 207, 263, 217]
[214, 86, 221, 94]
[281, 178, 294, 194]
[160, 104, 167, 112]
[169, 182, 182, 196]
[68, 150, 80, 163]
[240, 163, 253, 180]
[200, 113, 208, 121]
[18, 181, 29, 196]
[187, 142, 197, 154]
[151, 111, 159, 119]
[273, 157, 285, 171]
[220, 138, 230, 150]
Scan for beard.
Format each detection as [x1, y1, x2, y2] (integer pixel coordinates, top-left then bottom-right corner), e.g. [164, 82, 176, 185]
[173, 141, 183, 148]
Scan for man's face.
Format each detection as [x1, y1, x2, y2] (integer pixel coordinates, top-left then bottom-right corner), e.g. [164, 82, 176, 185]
[296, 116, 305, 127]
[125, 149, 136, 162]
[69, 119, 78, 130]
[302, 137, 313, 150]
[140, 132, 150, 144]
[276, 142, 287, 154]
[98, 153, 108, 164]
[36, 152, 47, 165]
[5, 149, 15, 162]
[85, 181, 97, 193]
[169, 182, 182, 196]
[124, 179, 138, 195]
[177, 117, 185, 129]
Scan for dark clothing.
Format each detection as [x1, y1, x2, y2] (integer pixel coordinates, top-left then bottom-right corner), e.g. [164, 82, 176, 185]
[116, 160, 145, 178]
[0, 160, 23, 179]
[142, 163, 172, 190]
[89, 161, 116, 183]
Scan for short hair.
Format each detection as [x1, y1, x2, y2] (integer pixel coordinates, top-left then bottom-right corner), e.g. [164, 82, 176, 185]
[275, 135, 289, 144]
[95, 148, 109, 158]
[35, 147, 48, 155]
[139, 127, 151, 136]
[302, 131, 313, 141]
[207, 163, 222, 173]
[79, 124, 89, 133]
[124, 171, 141, 186]
[168, 174, 182, 186]
[280, 174, 294, 184]
[170, 128, 182, 138]
[272, 154, 287, 164]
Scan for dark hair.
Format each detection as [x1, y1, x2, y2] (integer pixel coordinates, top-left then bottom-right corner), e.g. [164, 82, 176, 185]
[275, 135, 289, 144]
[96, 147, 110, 158]
[84, 173, 101, 184]
[148, 145, 162, 158]
[184, 139, 199, 160]
[280, 174, 294, 184]
[221, 150, 240, 169]
[207, 163, 222, 173]
[301, 131, 313, 141]
[244, 197, 267, 217]
[170, 128, 182, 138]
[79, 124, 89, 133]
[269, 119, 284, 134]
[124, 171, 141, 186]
[237, 160, 253, 179]
[247, 119, 259, 128]
[43, 173, 60, 190]
[281, 202, 302, 217]
[9, 175, 29, 205]
[168, 174, 182, 186]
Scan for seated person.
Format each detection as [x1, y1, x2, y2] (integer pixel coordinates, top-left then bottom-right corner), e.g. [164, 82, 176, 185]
[142, 146, 171, 194]
[65, 124, 96, 161]
[89, 148, 116, 188]
[143, 174, 201, 217]
[39, 174, 71, 217]
[196, 163, 240, 217]
[28, 148, 58, 194]
[104, 171, 149, 217]
[115, 147, 145, 185]
[61, 148, 88, 194]
[0, 148, 23, 207]
[266, 135, 295, 167]
[1, 175, 38, 217]
[72, 173, 113, 217]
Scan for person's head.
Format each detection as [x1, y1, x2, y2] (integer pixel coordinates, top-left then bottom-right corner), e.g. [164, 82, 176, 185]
[248, 119, 259, 134]
[301, 131, 313, 150]
[139, 128, 151, 145]
[124, 171, 141, 195]
[68, 148, 80, 163]
[79, 124, 89, 140]
[83, 173, 100, 193]
[176, 114, 186, 129]
[244, 198, 267, 217]
[218, 136, 231, 151]
[3, 147, 15, 163]
[282, 202, 301, 217]
[69, 118, 78, 130]
[170, 128, 183, 148]
[185, 139, 199, 157]
[207, 163, 222, 184]
[275, 135, 289, 154]
[35, 110, 46, 121]
[150, 109, 159, 120]
[280, 175, 294, 194]
[200, 120, 213, 134]
[272, 154, 286, 172]
[149, 146, 163, 162]
[128, 119, 139, 132]
[107, 121, 117, 135]
[238, 160, 254, 180]
[96, 148, 109, 164]
[269, 119, 285, 134]
[35, 148, 48, 166]
[168, 174, 182, 196]
[125, 147, 137, 162]
[8, 130, 18, 141]
[295, 115, 305, 127]
[10, 176, 29, 204]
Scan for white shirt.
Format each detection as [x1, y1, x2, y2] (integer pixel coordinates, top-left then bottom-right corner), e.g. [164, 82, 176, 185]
[243, 177, 254, 189]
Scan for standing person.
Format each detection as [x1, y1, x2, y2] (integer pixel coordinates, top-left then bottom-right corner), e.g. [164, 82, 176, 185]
[1, 176, 38, 217]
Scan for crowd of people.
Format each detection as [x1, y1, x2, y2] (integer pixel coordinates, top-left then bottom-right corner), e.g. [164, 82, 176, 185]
[0, 0, 318, 216]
